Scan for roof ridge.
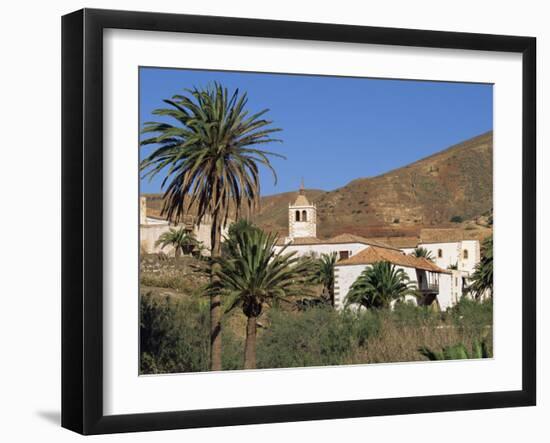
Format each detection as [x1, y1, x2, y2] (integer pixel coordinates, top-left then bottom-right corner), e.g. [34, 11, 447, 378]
[338, 245, 450, 273]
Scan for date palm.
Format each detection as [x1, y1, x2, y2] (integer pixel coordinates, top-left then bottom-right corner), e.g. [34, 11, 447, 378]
[211, 229, 312, 369]
[345, 261, 417, 309]
[222, 218, 260, 256]
[469, 236, 493, 299]
[314, 252, 337, 306]
[140, 83, 283, 370]
[155, 227, 198, 258]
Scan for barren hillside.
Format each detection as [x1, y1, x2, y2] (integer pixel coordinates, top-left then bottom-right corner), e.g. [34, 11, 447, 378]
[146, 131, 493, 239]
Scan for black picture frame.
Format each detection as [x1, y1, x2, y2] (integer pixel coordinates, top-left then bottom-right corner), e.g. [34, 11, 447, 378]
[62, 8, 536, 435]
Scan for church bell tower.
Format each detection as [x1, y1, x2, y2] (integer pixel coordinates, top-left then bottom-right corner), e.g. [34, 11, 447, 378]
[288, 180, 317, 239]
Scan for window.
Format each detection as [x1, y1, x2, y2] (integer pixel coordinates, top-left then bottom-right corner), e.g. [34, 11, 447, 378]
[302, 210, 307, 222]
[339, 251, 349, 260]
[295, 210, 300, 222]
[438, 249, 443, 258]
[463, 249, 469, 259]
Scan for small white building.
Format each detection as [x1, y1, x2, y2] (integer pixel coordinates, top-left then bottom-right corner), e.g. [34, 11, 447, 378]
[139, 196, 229, 256]
[333, 245, 453, 310]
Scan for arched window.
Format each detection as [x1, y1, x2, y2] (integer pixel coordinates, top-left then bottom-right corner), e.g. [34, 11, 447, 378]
[463, 249, 469, 259]
[438, 249, 443, 258]
[302, 210, 307, 222]
[295, 210, 300, 222]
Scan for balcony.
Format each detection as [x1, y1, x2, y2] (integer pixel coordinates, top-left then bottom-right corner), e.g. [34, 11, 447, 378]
[419, 282, 439, 293]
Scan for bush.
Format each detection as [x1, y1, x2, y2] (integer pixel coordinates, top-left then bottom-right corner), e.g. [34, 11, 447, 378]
[140, 293, 210, 374]
[450, 215, 464, 223]
[389, 302, 441, 327]
[419, 339, 491, 360]
[140, 292, 494, 372]
[446, 297, 493, 335]
[362, 302, 492, 363]
[140, 292, 245, 374]
[256, 307, 373, 369]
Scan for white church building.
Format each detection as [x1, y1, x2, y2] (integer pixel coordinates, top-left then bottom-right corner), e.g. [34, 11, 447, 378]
[274, 187, 482, 310]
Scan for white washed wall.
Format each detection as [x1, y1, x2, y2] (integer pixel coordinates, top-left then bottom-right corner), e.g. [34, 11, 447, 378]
[140, 222, 229, 256]
[335, 263, 456, 311]
[333, 264, 365, 309]
[418, 242, 461, 271]
[459, 239, 481, 273]
[417, 240, 481, 274]
[437, 272, 453, 310]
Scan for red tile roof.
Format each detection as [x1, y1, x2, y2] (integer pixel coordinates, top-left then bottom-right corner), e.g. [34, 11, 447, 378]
[336, 246, 450, 273]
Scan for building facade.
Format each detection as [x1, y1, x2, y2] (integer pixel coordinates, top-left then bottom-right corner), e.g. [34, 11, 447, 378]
[139, 196, 229, 256]
[275, 188, 483, 311]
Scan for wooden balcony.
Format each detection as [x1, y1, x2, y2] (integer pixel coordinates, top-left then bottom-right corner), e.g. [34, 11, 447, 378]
[419, 282, 439, 293]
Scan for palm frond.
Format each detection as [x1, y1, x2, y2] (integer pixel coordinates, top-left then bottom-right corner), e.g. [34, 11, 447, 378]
[139, 82, 284, 226]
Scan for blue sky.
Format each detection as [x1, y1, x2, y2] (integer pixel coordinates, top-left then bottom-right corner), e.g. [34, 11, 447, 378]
[139, 67, 493, 196]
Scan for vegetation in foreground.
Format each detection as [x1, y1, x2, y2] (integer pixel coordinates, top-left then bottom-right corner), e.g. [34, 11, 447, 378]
[140, 288, 493, 374]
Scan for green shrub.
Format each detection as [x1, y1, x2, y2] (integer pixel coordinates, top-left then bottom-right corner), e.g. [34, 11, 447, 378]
[447, 297, 493, 334]
[419, 339, 491, 360]
[256, 307, 372, 369]
[389, 302, 441, 327]
[140, 293, 211, 374]
[140, 292, 245, 374]
[450, 215, 464, 223]
[140, 292, 494, 373]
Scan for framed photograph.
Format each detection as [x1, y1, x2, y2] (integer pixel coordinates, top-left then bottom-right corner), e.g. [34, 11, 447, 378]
[62, 8, 536, 435]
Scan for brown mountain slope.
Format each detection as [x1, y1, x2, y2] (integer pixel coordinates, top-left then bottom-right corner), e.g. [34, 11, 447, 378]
[253, 131, 493, 238]
[145, 132, 493, 240]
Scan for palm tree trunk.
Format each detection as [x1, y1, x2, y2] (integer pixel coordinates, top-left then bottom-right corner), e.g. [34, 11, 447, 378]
[175, 247, 181, 259]
[209, 217, 223, 371]
[243, 315, 257, 370]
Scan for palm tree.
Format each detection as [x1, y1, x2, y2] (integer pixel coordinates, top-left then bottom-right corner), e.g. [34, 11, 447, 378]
[211, 229, 312, 369]
[469, 236, 493, 299]
[222, 218, 260, 256]
[155, 227, 198, 258]
[410, 247, 434, 262]
[314, 252, 337, 306]
[345, 261, 417, 309]
[140, 83, 282, 370]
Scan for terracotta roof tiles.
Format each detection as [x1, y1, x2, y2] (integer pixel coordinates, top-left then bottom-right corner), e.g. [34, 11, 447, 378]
[336, 246, 450, 273]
